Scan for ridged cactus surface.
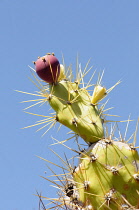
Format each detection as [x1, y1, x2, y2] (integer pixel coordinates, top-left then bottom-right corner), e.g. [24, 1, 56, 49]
[73, 139, 139, 209]
[48, 80, 104, 143]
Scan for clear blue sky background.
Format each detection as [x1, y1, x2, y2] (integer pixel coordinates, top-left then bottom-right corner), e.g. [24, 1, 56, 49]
[1, 1, 139, 210]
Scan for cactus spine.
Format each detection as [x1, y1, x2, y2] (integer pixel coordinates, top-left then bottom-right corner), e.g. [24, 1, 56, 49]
[20, 53, 139, 209]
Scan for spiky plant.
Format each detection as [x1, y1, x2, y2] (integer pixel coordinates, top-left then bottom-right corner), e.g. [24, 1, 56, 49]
[18, 53, 139, 210]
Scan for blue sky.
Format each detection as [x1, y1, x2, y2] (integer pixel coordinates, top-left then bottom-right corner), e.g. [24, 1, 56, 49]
[1, 1, 139, 210]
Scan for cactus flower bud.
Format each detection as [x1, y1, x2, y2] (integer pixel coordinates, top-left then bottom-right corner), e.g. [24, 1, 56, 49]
[35, 54, 60, 83]
[58, 64, 66, 81]
[91, 85, 106, 104]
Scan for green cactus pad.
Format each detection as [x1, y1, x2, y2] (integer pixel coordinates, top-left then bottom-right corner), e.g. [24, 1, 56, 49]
[73, 139, 139, 209]
[48, 80, 104, 144]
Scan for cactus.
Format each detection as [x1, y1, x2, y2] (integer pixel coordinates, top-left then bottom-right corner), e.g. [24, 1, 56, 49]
[33, 53, 105, 143]
[19, 53, 139, 210]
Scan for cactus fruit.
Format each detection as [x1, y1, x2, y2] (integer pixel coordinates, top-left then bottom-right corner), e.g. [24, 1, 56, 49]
[19, 53, 139, 210]
[34, 54, 60, 83]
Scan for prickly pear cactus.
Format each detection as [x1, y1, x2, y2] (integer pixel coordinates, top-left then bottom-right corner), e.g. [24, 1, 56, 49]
[19, 53, 139, 210]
